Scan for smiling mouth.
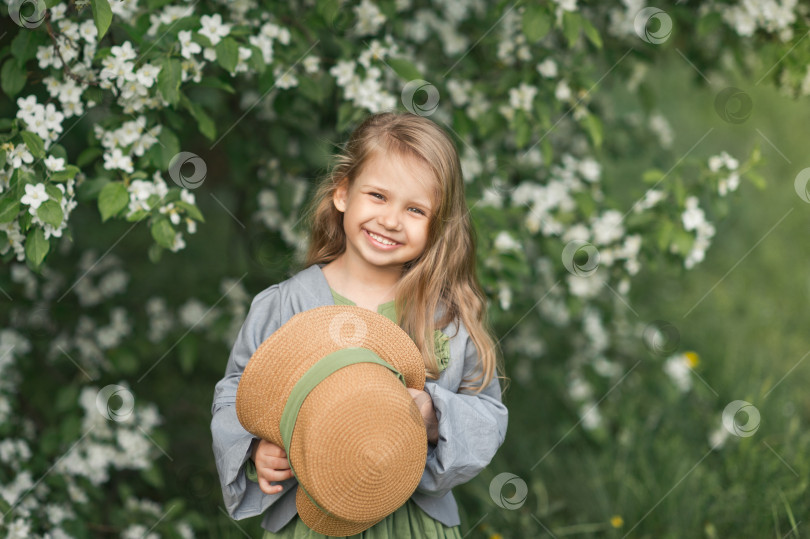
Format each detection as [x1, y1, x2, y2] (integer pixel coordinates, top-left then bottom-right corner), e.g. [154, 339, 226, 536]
[365, 229, 400, 246]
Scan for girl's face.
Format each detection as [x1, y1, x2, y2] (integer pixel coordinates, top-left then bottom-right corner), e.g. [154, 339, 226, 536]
[333, 150, 436, 276]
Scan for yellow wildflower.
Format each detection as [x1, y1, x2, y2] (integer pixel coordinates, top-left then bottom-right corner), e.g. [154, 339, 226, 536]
[685, 351, 700, 368]
[610, 515, 624, 528]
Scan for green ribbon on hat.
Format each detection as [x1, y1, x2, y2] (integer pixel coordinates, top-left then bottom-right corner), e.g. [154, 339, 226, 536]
[279, 347, 406, 517]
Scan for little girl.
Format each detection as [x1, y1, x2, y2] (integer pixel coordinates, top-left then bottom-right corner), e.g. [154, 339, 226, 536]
[211, 111, 508, 537]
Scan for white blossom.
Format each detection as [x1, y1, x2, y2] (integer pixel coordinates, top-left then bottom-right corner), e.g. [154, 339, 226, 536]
[179, 30, 202, 59]
[354, 0, 386, 36]
[537, 58, 558, 78]
[199, 14, 231, 46]
[21, 183, 49, 210]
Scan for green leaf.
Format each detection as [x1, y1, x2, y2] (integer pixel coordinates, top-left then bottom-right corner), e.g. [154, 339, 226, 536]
[48, 144, 67, 160]
[157, 58, 182, 105]
[672, 228, 695, 255]
[656, 220, 672, 252]
[75, 177, 109, 203]
[175, 200, 205, 222]
[18, 207, 32, 232]
[387, 57, 422, 81]
[514, 110, 531, 149]
[98, 182, 129, 222]
[745, 170, 766, 190]
[522, 5, 551, 42]
[562, 11, 581, 48]
[37, 200, 63, 227]
[215, 37, 239, 73]
[141, 465, 164, 489]
[50, 165, 80, 182]
[642, 168, 666, 184]
[697, 12, 724, 37]
[246, 45, 265, 75]
[317, 0, 340, 25]
[25, 227, 49, 269]
[581, 17, 603, 49]
[45, 183, 62, 201]
[337, 102, 364, 132]
[199, 76, 236, 93]
[89, 0, 113, 41]
[76, 147, 103, 168]
[11, 31, 37, 63]
[54, 385, 79, 414]
[126, 209, 149, 222]
[582, 113, 603, 148]
[151, 217, 176, 249]
[180, 95, 216, 141]
[1, 58, 26, 98]
[297, 75, 323, 104]
[156, 128, 180, 170]
[20, 130, 45, 159]
[179, 335, 198, 374]
[148, 243, 163, 263]
[0, 197, 20, 223]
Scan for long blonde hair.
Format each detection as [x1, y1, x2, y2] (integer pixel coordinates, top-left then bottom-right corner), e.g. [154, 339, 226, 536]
[298, 111, 505, 394]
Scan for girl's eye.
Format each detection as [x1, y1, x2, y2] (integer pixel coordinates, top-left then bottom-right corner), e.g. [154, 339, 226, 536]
[369, 192, 425, 215]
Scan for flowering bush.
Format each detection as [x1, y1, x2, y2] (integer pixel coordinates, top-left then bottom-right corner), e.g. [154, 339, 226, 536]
[1, 0, 808, 536]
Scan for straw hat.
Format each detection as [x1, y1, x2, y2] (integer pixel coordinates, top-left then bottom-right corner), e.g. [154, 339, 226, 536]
[235, 305, 428, 535]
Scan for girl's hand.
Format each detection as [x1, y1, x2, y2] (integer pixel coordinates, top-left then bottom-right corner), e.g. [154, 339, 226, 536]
[407, 388, 439, 445]
[250, 439, 295, 495]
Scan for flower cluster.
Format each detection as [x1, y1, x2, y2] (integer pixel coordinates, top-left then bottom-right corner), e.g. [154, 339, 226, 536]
[16, 95, 65, 149]
[708, 151, 741, 196]
[329, 36, 403, 114]
[680, 196, 716, 269]
[718, 0, 798, 41]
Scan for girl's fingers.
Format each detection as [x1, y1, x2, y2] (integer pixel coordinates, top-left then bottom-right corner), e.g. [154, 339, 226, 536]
[258, 476, 286, 495]
[258, 477, 277, 495]
[267, 456, 290, 471]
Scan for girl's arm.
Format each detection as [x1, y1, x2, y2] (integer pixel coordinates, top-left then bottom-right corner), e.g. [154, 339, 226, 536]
[210, 284, 297, 520]
[415, 321, 509, 498]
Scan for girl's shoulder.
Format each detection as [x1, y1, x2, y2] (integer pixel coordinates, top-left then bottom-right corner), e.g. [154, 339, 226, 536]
[249, 264, 327, 307]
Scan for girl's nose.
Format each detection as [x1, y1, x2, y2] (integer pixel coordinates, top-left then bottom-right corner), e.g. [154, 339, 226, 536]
[378, 210, 400, 230]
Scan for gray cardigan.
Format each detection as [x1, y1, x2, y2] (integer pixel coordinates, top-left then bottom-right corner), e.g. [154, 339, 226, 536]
[210, 263, 508, 532]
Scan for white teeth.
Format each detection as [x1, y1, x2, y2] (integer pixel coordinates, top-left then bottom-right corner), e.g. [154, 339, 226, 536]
[367, 231, 397, 246]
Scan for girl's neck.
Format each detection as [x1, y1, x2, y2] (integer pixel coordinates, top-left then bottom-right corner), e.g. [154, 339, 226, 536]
[322, 255, 400, 301]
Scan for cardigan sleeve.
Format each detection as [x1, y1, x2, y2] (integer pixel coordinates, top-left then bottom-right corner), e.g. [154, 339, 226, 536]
[415, 321, 508, 498]
[210, 284, 298, 520]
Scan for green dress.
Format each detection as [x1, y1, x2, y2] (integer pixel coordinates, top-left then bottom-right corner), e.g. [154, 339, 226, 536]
[249, 287, 462, 539]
